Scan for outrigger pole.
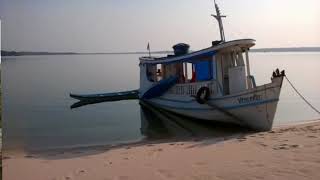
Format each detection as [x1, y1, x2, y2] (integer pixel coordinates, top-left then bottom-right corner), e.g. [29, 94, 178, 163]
[211, 0, 226, 42]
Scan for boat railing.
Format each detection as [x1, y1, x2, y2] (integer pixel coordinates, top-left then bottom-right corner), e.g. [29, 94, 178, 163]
[168, 81, 218, 96]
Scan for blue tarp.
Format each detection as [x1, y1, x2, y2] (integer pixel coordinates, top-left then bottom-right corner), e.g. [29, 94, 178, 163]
[195, 61, 213, 81]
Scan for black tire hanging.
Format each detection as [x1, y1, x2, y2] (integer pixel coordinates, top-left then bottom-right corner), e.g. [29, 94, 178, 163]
[196, 87, 211, 104]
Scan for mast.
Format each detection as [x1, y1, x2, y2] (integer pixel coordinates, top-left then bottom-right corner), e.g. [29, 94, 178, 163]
[211, 0, 226, 42]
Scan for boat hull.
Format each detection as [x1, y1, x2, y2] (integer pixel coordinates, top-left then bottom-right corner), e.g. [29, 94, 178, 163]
[145, 76, 283, 131]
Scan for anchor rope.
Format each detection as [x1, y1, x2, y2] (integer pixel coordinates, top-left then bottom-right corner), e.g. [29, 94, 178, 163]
[284, 75, 320, 115]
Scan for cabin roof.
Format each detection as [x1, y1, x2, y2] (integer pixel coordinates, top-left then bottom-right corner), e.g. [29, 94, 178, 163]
[140, 39, 255, 65]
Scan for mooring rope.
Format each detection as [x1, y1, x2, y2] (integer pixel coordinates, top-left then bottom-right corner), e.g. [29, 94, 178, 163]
[285, 75, 320, 115]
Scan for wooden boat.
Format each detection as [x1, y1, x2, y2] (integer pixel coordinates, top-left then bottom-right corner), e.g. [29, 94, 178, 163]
[70, 90, 139, 101]
[70, 1, 285, 131]
[138, 1, 285, 131]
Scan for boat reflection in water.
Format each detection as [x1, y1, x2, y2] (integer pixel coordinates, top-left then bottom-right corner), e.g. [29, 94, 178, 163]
[70, 99, 251, 143]
[139, 101, 250, 141]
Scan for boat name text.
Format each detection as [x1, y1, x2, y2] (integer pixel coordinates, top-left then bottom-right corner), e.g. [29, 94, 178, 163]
[238, 95, 262, 104]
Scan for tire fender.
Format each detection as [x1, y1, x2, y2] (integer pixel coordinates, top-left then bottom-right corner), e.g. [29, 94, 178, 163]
[196, 87, 211, 104]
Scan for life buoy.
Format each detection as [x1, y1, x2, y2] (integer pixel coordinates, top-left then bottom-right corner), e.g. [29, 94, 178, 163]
[196, 87, 211, 104]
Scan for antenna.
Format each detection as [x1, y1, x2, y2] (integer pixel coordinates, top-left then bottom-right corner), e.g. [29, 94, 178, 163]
[211, 0, 226, 42]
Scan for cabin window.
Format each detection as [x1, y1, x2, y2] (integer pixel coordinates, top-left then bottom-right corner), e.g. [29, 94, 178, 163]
[230, 51, 245, 67]
[236, 52, 245, 66]
[154, 57, 217, 84]
[181, 59, 217, 83]
[156, 64, 163, 81]
[160, 63, 185, 83]
[146, 64, 156, 82]
[175, 63, 184, 83]
[185, 63, 193, 81]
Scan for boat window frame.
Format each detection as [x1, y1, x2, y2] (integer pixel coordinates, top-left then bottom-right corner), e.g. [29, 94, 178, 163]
[146, 64, 157, 82]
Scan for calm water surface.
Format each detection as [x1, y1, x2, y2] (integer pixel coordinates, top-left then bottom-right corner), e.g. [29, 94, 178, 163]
[2, 53, 320, 151]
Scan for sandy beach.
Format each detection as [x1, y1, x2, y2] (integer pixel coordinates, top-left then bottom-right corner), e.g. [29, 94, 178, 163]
[3, 120, 320, 180]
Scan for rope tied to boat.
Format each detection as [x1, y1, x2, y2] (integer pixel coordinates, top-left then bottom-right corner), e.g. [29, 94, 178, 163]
[284, 75, 320, 115]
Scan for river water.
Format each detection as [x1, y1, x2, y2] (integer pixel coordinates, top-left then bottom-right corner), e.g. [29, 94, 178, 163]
[2, 52, 320, 151]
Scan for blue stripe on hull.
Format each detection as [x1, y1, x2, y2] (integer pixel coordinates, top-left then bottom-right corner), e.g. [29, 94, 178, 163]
[149, 98, 279, 111]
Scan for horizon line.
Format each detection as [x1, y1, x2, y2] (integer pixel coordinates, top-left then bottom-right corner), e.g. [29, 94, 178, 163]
[2, 46, 320, 55]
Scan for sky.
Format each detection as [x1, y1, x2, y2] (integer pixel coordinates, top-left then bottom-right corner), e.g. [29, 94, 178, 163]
[0, 0, 319, 52]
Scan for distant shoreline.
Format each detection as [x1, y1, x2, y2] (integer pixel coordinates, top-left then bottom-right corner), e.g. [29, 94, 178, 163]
[2, 47, 320, 56]
[250, 47, 320, 53]
[0, 51, 171, 57]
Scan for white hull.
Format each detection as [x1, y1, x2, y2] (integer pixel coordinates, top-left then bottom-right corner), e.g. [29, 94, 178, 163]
[145, 77, 283, 131]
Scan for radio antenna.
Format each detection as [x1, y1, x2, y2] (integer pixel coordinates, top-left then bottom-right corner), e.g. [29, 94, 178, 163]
[211, 0, 226, 42]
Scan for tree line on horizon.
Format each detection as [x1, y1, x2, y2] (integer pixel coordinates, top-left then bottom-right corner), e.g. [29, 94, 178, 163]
[2, 47, 320, 56]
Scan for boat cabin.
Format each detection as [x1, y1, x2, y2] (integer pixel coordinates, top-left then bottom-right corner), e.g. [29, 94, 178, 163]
[139, 39, 256, 98]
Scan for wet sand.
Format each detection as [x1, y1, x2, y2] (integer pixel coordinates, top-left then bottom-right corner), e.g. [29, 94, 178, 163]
[3, 120, 320, 180]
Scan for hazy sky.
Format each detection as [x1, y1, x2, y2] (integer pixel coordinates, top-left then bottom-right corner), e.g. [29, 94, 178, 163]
[0, 0, 319, 52]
